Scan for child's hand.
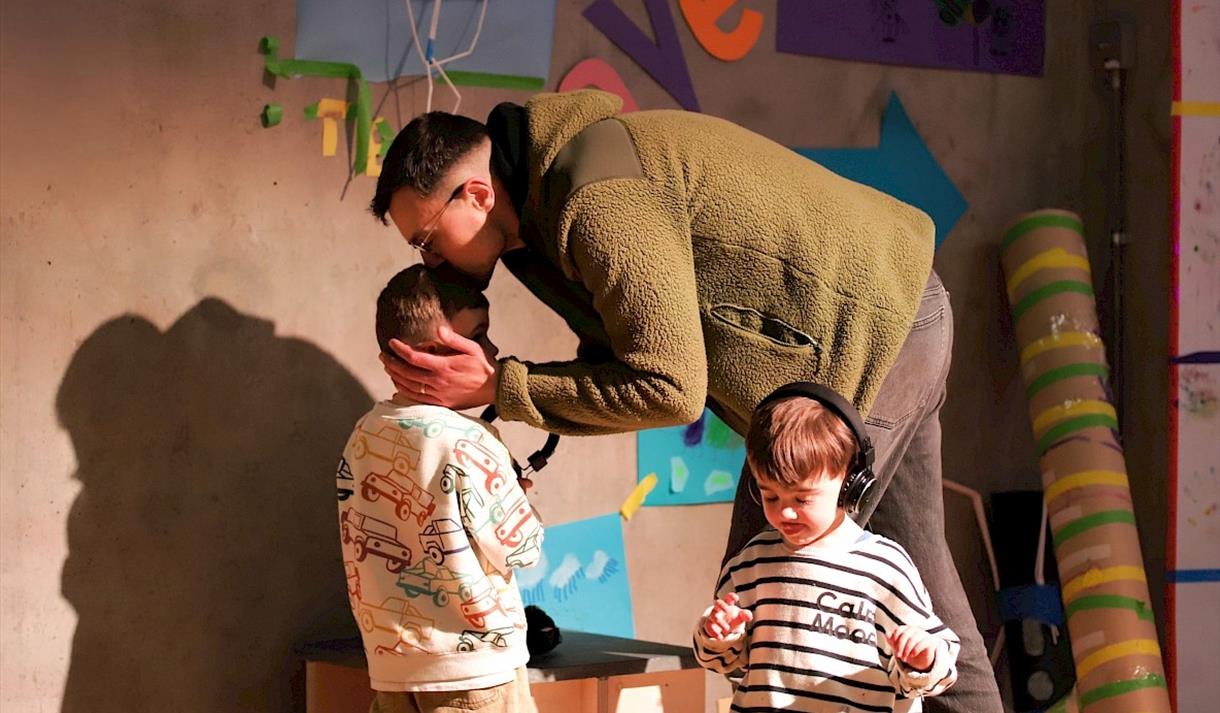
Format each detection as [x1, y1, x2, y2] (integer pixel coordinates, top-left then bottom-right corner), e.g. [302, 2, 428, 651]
[703, 593, 752, 640]
[888, 625, 940, 672]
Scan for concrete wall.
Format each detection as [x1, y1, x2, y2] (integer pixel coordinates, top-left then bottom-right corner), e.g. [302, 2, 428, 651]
[0, 1, 1171, 711]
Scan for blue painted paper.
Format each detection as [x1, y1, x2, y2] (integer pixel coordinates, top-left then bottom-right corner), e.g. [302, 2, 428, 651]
[515, 513, 633, 638]
[795, 93, 966, 248]
[294, 0, 556, 84]
[637, 409, 745, 506]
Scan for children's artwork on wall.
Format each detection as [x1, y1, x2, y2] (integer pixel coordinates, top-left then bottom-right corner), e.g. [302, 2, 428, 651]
[583, 0, 700, 111]
[794, 93, 966, 248]
[1169, 2, 1220, 710]
[637, 410, 745, 507]
[260, 36, 379, 176]
[293, 0, 555, 87]
[776, 0, 1044, 77]
[515, 513, 633, 638]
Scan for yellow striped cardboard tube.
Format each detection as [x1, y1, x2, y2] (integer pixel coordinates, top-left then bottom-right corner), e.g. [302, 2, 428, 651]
[1001, 209, 1169, 713]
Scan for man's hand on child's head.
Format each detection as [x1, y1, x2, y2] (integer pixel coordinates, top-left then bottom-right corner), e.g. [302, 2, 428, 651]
[704, 592, 752, 640]
[382, 326, 498, 409]
[887, 625, 940, 672]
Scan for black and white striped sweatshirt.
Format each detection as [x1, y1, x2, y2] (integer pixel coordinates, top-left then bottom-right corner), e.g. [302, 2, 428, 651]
[693, 529, 959, 713]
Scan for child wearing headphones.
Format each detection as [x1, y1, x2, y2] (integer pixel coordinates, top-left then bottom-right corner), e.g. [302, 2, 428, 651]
[693, 383, 959, 712]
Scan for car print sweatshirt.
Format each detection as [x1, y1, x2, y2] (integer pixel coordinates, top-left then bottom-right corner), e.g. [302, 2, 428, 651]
[336, 399, 544, 691]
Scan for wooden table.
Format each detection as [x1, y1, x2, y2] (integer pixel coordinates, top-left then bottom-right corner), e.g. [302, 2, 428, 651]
[301, 631, 707, 713]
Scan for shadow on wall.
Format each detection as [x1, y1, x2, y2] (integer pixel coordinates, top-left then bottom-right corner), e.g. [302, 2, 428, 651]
[56, 298, 373, 713]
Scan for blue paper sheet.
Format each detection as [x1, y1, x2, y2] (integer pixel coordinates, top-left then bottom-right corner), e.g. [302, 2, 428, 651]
[636, 409, 745, 507]
[795, 93, 967, 248]
[294, 0, 556, 84]
[515, 513, 633, 638]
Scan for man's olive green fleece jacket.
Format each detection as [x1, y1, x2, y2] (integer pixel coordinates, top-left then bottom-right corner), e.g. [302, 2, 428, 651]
[494, 90, 934, 436]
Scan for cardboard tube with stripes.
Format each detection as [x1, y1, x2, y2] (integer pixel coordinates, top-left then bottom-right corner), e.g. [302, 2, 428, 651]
[1000, 209, 1170, 713]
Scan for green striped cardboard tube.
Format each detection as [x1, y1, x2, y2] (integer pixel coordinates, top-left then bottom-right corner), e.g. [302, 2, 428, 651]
[1001, 208, 1169, 713]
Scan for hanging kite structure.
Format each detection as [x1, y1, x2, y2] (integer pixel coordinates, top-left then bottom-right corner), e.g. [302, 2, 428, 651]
[406, 0, 488, 113]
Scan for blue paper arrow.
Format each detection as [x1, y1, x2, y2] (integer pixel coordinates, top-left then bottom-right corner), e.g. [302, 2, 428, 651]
[794, 93, 966, 248]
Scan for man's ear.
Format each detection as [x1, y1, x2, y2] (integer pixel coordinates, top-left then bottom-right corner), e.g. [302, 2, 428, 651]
[466, 177, 495, 214]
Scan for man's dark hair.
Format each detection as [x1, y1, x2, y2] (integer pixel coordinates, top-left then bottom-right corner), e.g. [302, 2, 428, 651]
[375, 265, 489, 355]
[369, 112, 489, 224]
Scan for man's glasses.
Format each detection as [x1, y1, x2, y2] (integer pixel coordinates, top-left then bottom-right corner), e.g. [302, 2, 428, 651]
[409, 184, 465, 254]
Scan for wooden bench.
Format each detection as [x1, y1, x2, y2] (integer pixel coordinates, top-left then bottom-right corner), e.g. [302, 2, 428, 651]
[302, 631, 708, 713]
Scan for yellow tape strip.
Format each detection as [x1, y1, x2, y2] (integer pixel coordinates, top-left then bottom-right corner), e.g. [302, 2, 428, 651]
[315, 99, 349, 158]
[620, 473, 658, 520]
[1020, 332, 1103, 366]
[1045, 470, 1129, 503]
[1076, 639, 1162, 679]
[317, 98, 349, 115]
[322, 119, 338, 156]
[1172, 101, 1220, 116]
[1033, 400, 1118, 437]
[1062, 566, 1146, 602]
[1007, 248, 1091, 298]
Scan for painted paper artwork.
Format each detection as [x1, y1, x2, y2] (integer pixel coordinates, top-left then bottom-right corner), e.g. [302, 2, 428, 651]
[515, 513, 634, 638]
[776, 0, 1045, 77]
[636, 409, 745, 507]
[294, 0, 556, 85]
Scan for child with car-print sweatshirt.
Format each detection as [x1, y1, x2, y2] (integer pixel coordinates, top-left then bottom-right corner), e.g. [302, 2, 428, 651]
[337, 265, 543, 713]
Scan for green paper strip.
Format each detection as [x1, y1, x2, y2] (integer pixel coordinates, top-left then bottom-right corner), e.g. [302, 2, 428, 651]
[377, 118, 396, 158]
[445, 70, 546, 91]
[260, 36, 370, 174]
[1002, 213, 1085, 252]
[1066, 594, 1153, 621]
[1053, 510, 1137, 548]
[1037, 413, 1120, 454]
[1026, 363, 1110, 400]
[1079, 673, 1166, 708]
[1013, 280, 1095, 320]
[261, 103, 283, 128]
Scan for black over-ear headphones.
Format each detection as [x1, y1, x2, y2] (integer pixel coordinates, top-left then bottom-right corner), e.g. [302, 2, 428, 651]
[755, 382, 877, 516]
[478, 405, 560, 478]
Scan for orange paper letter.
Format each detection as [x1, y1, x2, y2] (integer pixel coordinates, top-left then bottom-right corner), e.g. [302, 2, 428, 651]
[679, 0, 763, 62]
